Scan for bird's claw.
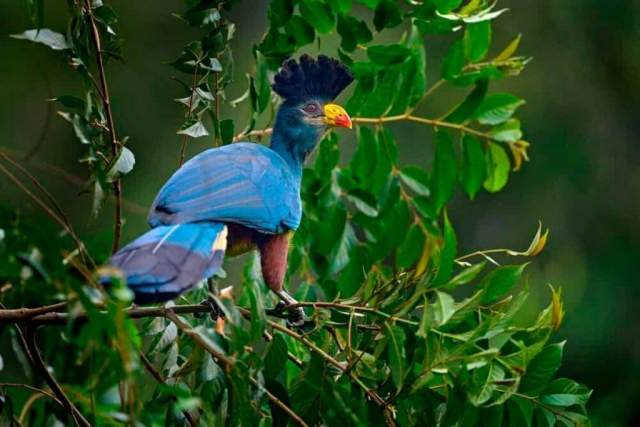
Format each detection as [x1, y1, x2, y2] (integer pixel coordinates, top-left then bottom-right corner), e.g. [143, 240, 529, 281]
[285, 306, 306, 329]
[199, 297, 225, 321]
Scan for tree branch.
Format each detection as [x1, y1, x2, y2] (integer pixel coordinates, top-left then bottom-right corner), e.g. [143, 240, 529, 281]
[83, 0, 123, 254]
[0, 302, 68, 322]
[233, 127, 273, 142]
[352, 114, 495, 141]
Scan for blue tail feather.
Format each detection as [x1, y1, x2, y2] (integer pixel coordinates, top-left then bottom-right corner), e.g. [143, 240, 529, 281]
[102, 222, 227, 304]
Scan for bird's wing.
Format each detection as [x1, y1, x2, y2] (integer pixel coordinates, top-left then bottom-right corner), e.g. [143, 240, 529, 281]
[148, 143, 301, 234]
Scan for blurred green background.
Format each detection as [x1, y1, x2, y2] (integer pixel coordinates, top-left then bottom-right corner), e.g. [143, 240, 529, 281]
[0, 1, 638, 425]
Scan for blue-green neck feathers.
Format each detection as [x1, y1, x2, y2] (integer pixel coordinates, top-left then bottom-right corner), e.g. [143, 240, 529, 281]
[270, 100, 324, 176]
[269, 54, 353, 177]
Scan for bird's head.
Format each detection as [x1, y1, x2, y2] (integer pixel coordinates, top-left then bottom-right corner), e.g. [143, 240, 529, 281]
[271, 55, 354, 163]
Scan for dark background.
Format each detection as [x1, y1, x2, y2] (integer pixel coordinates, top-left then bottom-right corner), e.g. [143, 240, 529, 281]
[0, 1, 638, 425]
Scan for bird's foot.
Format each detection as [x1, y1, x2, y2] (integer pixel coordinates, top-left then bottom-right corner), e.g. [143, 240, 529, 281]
[199, 296, 225, 321]
[266, 302, 311, 331]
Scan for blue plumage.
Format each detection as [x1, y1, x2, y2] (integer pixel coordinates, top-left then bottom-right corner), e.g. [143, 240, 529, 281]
[109, 222, 226, 303]
[104, 55, 353, 306]
[148, 143, 301, 234]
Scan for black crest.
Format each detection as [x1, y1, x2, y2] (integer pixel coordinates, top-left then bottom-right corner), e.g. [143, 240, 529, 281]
[272, 54, 354, 102]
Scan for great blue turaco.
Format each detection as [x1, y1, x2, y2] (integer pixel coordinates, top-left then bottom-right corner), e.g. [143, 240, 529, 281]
[101, 55, 354, 325]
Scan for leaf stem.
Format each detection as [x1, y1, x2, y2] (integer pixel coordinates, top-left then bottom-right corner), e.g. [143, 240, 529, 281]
[83, 0, 123, 254]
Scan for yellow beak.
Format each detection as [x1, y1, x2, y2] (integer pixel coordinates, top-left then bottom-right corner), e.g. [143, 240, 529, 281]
[323, 103, 352, 129]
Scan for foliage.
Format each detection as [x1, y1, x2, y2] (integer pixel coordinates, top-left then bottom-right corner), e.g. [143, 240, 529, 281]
[0, 1, 591, 426]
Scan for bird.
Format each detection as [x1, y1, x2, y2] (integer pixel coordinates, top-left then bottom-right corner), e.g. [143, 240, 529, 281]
[101, 54, 354, 325]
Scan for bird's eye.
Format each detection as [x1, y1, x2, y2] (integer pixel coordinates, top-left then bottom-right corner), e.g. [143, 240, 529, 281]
[303, 103, 318, 114]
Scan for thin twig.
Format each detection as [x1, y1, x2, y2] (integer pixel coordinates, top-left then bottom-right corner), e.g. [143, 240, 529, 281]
[352, 114, 495, 141]
[0, 383, 63, 407]
[0, 161, 93, 267]
[233, 127, 273, 142]
[2, 147, 146, 216]
[83, 0, 123, 254]
[23, 324, 91, 427]
[23, 66, 53, 161]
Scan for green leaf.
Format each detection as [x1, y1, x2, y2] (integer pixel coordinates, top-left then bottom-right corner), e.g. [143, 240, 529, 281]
[367, 44, 411, 65]
[11, 29, 69, 50]
[373, 0, 403, 31]
[52, 95, 84, 111]
[540, 378, 592, 407]
[443, 261, 486, 290]
[406, 24, 427, 107]
[464, 21, 492, 62]
[399, 166, 430, 196]
[337, 15, 372, 51]
[254, 52, 271, 113]
[442, 39, 464, 79]
[300, 0, 335, 34]
[432, 130, 457, 211]
[494, 34, 522, 61]
[432, 211, 457, 285]
[264, 333, 289, 379]
[475, 93, 525, 125]
[345, 189, 379, 217]
[520, 342, 565, 394]
[469, 362, 506, 406]
[483, 142, 510, 192]
[57, 112, 92, 144]
[396, 225, 425, 269]
[481, 264, 527, 304]
[219, 119, 234, 145]
[327, 0, 352, 14]
[431, 290, 455, 326]
[444, 79, 488, 124]
[268, 0, 294, 26]
[384, 323, 406, 390]
[507, 396, 534, 427]
[490, 118, 522, 143]
[285, 16, 315, 46]
[461, 134, 487, 198]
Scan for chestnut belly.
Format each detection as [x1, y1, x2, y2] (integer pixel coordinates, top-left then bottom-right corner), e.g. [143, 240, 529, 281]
[225, 223, 258, 257]
[225, 223, 293, 292]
